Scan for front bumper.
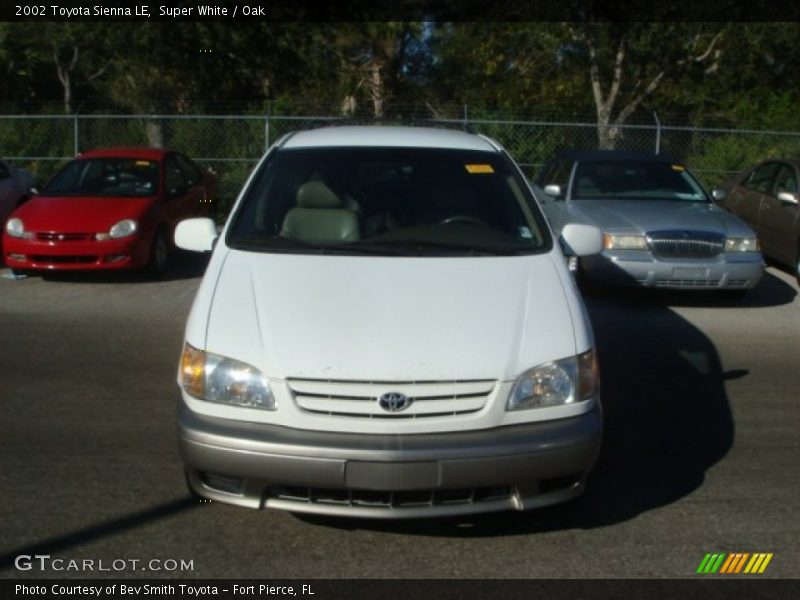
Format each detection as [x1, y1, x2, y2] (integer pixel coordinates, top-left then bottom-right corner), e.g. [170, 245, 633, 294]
[2, 234, 147, 271]
[581, 251, 764, 289]
[179, 399, 603, 518]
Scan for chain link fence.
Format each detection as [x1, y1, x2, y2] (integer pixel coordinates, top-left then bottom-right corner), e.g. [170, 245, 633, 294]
[3, 112, 800, 216]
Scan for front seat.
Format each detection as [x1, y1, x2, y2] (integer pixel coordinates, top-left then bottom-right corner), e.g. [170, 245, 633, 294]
[280, 181, 360, 244]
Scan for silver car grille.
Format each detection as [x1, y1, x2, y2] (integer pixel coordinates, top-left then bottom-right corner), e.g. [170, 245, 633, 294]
[268, 485, 513, 509]
[646, 230, 725, 258]
[286, 378, 495, 419]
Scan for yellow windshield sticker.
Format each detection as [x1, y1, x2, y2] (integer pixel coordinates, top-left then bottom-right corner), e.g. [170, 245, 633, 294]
[672, 164, 685, 171]
[135, 160, 153, 166]
[465, 164, 495, 174]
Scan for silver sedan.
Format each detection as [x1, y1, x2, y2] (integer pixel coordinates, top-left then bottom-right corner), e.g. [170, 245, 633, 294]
[533, 150, 764, 292]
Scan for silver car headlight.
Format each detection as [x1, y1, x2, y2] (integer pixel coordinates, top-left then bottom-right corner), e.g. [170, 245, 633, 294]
[180, 344, 275, 410]
[603, 233, 648, 250]
[724, 237, 759, 252]
[507, 349, 599, 411]
[5, 218, 34, 239]
[109, 219, 137, 239]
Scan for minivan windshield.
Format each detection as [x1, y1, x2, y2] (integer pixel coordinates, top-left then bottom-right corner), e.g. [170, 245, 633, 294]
[572, 160, 708, 202]
[227, 147, 551, 256]
[44, 158, 159, 197]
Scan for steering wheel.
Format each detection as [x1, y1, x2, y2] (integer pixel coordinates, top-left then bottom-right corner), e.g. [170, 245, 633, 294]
[439, 215, 487, 227]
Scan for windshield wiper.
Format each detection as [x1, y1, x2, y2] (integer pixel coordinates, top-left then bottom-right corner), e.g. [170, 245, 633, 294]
[353, 239, 531, 256]
[229, 236, 336, 254]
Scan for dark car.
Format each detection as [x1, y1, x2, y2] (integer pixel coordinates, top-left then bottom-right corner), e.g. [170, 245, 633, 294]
[533, 150, 763, 292]
[3, 147, 216, 277]
[714, 159, 800, 284]
[0, 158, 35, 229]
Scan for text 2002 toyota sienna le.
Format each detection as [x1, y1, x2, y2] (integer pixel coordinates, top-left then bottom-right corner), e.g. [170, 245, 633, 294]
[174, 126, 604, 518]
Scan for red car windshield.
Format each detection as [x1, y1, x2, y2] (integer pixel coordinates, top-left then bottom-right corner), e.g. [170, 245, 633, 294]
[44, 158, 159, 197]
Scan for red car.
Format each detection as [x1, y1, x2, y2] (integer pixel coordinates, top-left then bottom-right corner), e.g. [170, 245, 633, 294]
[3, 148, 215, 276]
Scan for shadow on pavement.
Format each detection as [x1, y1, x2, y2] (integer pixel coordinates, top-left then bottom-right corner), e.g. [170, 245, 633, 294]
[0, 497, 200, 572]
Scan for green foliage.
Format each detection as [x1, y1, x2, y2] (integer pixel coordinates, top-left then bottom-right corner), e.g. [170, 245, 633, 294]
[2, 22, 800, 211]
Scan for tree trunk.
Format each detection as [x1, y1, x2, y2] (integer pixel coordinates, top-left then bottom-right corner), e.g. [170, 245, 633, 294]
[62, 74, 72, 115]
[368, 62, 384, 119]
[595, 107, 618, 149]
[145, 119, 166, 147]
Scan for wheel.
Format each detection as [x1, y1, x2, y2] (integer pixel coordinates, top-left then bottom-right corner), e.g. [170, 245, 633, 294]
[439, 215, 487, 227]
[574, 259, 597, 295]
[146, 228, 170, 278]
[184, 469, 205, 501]
[10, 268, 30, 278]
[795, 245, 800, 286]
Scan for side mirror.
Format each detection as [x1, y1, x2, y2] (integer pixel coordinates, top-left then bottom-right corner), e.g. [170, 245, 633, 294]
[175, 218, 217, 252]
[560, 223, 603, 257]
[711, 188, 727, 202]
[544, 184, 564, 199]
[777, 191, 799, 205]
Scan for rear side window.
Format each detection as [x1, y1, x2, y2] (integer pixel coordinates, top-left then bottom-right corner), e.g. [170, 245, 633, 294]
[772, 164, 797, 196]
[744, 163, 779, 194]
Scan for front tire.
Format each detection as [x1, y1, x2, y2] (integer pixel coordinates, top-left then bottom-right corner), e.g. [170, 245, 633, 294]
[146, 228, 170, 278]
[795, 245, 800, 286]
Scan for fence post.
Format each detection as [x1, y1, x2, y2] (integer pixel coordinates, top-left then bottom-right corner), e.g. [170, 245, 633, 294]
[265, 102, 271, 151]
[653, 110, 661, 155]
[73, 114, 79, 156]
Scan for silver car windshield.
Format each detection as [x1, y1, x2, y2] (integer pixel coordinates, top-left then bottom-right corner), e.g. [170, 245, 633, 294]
[572, 160, 708, 202]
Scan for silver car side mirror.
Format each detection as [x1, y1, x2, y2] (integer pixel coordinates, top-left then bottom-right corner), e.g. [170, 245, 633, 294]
[543, 184, 564, 199]
[777, 191, 799, 205]
[711, 188, 727, 202]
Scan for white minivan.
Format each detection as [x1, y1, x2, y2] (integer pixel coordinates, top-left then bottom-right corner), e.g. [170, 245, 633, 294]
[174, 126, 604, 518]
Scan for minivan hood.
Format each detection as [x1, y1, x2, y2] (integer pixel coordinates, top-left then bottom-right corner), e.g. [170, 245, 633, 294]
[204, 250, 578, 382]
[566, 199, 745, 235]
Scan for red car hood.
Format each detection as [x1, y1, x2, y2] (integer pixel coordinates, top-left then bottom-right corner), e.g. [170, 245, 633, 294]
[12, 196, 154, 233]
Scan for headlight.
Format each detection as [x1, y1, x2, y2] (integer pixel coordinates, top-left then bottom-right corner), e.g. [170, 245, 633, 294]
[507, 349, 599, 411]
[724, 237, 759, 252]
[5, 218, 33, 239]
[109, 219, 137, 239]
[603, 233, 648, 250]
[180, 343, 275, 410]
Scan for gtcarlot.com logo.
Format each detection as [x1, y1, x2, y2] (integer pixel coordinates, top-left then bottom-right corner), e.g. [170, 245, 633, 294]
[696, 552, 773, 574]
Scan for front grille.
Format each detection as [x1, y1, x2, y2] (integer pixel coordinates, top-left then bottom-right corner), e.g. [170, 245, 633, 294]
[268, 485, 512, 508]
[31, 255, 97, 264]
[647, 230, 724, 258]
[37, 232, 91, 242]
[651, 278, 749, 288]
[654, 278, 721, 287]
[287, 378, 495, 419]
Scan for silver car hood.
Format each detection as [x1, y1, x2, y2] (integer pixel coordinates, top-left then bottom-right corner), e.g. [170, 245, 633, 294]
[565, 200, 752, 236]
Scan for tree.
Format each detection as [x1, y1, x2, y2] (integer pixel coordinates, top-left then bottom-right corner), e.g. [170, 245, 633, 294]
[567, 22, 726, 149]
[329, 22, 425, 118]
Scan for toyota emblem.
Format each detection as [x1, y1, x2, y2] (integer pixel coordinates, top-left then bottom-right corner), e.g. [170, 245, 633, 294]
[378, 392, 413, 412]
